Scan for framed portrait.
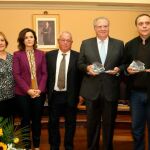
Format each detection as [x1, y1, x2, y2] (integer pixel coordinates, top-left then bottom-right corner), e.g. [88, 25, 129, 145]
[33, 14, 59, 50]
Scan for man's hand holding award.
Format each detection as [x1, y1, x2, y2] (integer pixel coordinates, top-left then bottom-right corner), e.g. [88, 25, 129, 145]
[127, 60, 145, 74]
[87, 62, 120, 76]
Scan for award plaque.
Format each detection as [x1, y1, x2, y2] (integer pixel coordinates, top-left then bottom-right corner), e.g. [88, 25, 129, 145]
[129, 60, 145, 71]
[92, 62, 105, 74]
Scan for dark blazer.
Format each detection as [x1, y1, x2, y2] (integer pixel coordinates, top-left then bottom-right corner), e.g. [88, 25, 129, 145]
[46, 49, 81, 107]
[78, 37, 124, 101]
[13, 49, 47, 95]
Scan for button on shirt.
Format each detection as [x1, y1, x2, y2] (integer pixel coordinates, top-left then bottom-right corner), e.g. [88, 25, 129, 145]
[54, 50, 70, 91]
[97, 37, 108, 65]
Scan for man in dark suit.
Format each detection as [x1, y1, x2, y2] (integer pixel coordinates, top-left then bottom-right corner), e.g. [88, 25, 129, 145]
[46, 31, 81, 150]
[78, 17, 124, 150]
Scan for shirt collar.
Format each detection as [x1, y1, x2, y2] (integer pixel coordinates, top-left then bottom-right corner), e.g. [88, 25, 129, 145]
[138, 36, 150, 44]
[97, 37, 109, 43]
[58, 49, 70, 55]
[26, 49, 34, 53]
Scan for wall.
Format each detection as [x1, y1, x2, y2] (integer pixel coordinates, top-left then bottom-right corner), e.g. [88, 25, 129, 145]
[0, 3, 150, 53]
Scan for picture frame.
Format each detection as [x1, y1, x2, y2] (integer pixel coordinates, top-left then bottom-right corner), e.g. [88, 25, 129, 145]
[33, 14, 59, 50]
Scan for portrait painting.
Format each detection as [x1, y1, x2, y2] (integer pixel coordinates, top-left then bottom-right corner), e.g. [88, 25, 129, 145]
[33, 14, 59, 50]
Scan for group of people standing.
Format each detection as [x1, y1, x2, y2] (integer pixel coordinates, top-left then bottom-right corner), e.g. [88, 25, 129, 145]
[0, 13, 150, 150]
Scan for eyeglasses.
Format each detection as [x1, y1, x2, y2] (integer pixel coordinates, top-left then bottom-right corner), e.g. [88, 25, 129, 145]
[59, 39, 72, 43]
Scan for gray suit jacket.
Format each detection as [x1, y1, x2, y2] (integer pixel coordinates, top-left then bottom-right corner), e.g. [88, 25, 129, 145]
[78, 37, 124, 101]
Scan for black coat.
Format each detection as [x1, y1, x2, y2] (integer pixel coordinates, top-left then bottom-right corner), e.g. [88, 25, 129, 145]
[46, 49, 81, 107]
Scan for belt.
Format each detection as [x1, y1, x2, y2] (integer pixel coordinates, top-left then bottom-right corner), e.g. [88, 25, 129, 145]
[53, 90, 67, 94]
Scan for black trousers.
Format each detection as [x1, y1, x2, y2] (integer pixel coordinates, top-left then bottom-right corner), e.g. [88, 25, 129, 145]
[48, 91, 77, 150]
[86, 96, 118, 150]
[16, 94, 45, 149]
[0, 97, 16, 118]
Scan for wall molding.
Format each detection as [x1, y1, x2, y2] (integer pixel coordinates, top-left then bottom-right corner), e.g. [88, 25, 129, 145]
[0, 1, 150, 11]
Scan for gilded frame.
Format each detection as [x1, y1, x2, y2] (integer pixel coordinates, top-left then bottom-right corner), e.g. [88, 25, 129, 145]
[33, 14, 59, 50]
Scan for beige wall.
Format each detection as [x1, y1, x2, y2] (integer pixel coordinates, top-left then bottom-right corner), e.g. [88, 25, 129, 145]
[0, 8, 150, 53]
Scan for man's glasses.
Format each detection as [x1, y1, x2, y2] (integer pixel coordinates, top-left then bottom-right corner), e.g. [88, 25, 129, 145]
[59, 39, 72, 43]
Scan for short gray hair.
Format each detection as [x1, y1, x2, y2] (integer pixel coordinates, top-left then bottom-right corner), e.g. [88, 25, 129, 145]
[58, 31, 73, 41]
[93, 17, 110, 27]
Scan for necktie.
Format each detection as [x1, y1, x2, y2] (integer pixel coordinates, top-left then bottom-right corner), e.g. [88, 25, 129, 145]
[57, 54, 66, 90]
[99, 41, 106, 64]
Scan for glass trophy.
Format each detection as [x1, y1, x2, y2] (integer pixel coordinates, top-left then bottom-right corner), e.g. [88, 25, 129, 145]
[92, 62, 105, 74]
[129, 60, 145, 71]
